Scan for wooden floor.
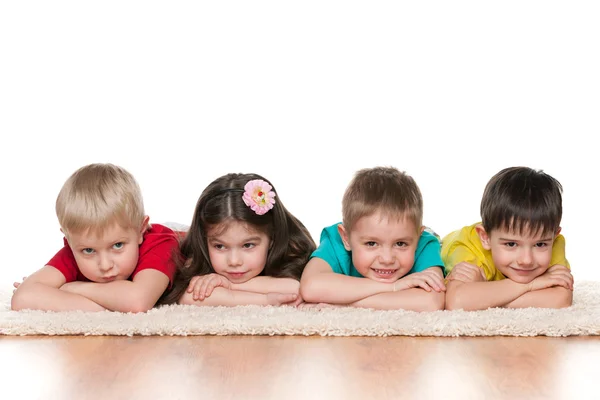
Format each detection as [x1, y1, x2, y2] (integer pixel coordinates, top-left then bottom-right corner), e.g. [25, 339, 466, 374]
[1, 335, 600, 400]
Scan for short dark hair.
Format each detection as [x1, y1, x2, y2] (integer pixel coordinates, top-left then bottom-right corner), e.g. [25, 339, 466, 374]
[481, 166, 563, 237]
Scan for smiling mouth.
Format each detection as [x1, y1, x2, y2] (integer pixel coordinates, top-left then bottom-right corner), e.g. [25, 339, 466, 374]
[372, 268, 398, 276]
[511, 267, 535, 273]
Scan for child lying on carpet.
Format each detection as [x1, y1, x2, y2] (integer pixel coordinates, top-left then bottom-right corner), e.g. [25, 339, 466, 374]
[442, 166, 574, 310]
[159, 173, 316, 307]
[299, 166, 446, 311]
[11, 163, 181, 312]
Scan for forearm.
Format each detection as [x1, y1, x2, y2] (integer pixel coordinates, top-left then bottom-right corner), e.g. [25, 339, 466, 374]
[12, 284, 105, 312]
[300, 274, 393, 304]
[351, 288, 445, 311]
[445, 280, 530, 311]
[231, 277, 299, 294]
[178, 287, 274, 306]
[66, 281, 157, 313]
[504, 286, 573, 309]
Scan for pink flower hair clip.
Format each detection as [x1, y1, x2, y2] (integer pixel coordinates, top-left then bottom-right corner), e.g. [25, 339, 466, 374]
[242, 179, 276, 215]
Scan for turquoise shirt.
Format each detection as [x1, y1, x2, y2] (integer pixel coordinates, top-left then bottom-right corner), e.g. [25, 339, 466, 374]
[311, 223, 443, 277]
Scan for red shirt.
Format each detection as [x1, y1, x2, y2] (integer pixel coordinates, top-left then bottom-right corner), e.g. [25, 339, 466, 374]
[47, 224, 180, 285]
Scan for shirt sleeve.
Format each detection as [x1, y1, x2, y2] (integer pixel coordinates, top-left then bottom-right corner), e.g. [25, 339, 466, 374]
[412, 233, 444, 274]
[46, 239, 80, 283]
[550, 234, 570, 269]
[310, 227, 341, 273]
[131, 228, 180, 285]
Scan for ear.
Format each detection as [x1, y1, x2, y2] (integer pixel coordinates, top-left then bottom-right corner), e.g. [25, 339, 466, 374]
[138, 216, 150, 245]
[555, 226, 562, 236]
[419, 225, 425, 235]
[475, 224, 492, 250]
[337, 224, 352, 251]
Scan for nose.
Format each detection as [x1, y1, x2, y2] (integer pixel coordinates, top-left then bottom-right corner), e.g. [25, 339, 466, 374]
[517, 248, 533, 267]
[227, 250, 243, 267]
[378, 247, 394, 265]
[98, 253, 114, 272]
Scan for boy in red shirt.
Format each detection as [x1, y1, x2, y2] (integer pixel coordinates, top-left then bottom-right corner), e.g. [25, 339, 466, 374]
[11, 163, 179, 312]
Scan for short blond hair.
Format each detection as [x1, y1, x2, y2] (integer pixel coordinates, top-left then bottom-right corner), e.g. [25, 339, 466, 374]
[342, 166, 423, 232]
[56, 163, 145, 236]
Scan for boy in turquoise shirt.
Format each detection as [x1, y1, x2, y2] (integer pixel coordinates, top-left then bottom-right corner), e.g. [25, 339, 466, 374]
[300, 166, 445, 311]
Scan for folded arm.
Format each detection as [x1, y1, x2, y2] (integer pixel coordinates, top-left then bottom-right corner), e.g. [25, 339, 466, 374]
[231, 276, 300, 294]
[351, 267, 445, 311]
[60, 269, 170, 313]
[504, 286, 573, 308]
[445, 263, 573, 311]
[299, 258, 394, 304]
[178, 287, 297, 307]
[445, 279, 530, 311]
[11, 266, 106, 312]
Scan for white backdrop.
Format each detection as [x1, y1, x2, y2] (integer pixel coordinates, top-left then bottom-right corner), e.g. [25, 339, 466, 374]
[1, 1, 599, 286]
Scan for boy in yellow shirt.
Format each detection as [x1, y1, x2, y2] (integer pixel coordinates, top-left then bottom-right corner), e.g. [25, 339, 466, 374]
[442, 166, 573, 310]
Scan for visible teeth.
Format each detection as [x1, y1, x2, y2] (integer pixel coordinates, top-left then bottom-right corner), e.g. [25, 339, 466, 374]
[374, 269, 394, 275]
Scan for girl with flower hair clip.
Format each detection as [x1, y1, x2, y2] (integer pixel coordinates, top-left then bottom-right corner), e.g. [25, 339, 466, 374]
[160, 173, 316, 306]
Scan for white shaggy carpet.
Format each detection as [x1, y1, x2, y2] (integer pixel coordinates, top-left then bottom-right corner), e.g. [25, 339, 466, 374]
[1, 281, 600, 337]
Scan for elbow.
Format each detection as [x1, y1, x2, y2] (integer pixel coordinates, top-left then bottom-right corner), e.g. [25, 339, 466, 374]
[423, 291, 445, 312]
[444, 291, 471, 311]
[121, 295, 157, 313]
[551, 288, 574, 309]
[299, 278, 322, 303]
[11, 289, 32, 311]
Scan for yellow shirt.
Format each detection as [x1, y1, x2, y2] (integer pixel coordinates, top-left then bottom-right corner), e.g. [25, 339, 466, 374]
[441, 223, 569, 281]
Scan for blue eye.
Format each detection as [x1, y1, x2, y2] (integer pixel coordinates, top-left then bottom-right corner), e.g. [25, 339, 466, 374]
[82, 248, 94, 255]
[113, 242, 124, 250]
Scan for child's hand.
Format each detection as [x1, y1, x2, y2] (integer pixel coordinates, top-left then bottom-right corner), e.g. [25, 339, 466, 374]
[446, 262, 486, 284]
[266, 292, 298, 306]
[394, 269, 446, 292]
[187, 274, 232, 301]
[12, 276, 27, 293]
[529, 265, 574, 292]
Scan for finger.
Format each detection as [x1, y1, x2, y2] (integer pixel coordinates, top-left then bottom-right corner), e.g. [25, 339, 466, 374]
[414, 279, 433, 292]
[204, 280, 218, 298]
[195, 279, 208, 300]
[187, 276, 199, 292]
[196, 279, 207, 300]
[203, 277, 221, 299]
[551, 271, 574, 289]
[278, 293, 298, 305]
[200, 277, 218, 300]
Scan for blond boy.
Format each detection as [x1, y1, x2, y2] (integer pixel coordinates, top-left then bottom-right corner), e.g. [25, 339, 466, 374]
[11, 163, 180, 312]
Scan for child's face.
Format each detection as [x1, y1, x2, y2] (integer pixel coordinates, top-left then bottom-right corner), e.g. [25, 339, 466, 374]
[66, 221, 146, 283]
[207, 221, 270, 283]
[339, 212, 422, 282]
[478, 225, 556, 284]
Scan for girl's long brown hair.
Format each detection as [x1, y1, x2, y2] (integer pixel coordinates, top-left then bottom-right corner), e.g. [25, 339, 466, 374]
[159, 173, 316, 305]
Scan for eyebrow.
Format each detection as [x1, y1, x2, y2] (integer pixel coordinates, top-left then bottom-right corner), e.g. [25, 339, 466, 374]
[358, 236, 415, 242]
[498, 237, 553, 242]
[208, 236, 263, 243]
[74, 237, 129, 248]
